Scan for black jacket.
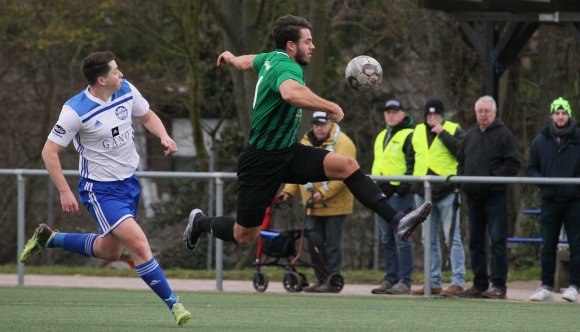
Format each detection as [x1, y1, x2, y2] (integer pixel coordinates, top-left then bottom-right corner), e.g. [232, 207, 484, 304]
[527, 120, 580, 201]
[457, 118, 521, 199]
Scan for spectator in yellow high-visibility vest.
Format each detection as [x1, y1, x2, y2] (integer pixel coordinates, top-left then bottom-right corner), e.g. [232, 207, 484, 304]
[370, 99, 416, 295]
[411, 98, 466, 297]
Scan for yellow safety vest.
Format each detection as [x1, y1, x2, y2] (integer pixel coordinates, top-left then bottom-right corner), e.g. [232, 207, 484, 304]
[412, 121, 459, 176]
[372, 128, 413, 185]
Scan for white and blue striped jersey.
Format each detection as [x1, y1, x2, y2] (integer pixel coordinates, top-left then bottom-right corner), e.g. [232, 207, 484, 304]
[48, 80, 149, 181]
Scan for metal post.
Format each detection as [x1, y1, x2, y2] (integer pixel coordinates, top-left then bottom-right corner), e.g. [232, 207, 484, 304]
[207, 144, 215, 270]
[423, 179, 432, 297]
[215, 176, 224, 291]
[47, 179, 54, 265]
[17, 173, 26, 286]
[485, 21, 500, 105]
[373, 214, 380, 271]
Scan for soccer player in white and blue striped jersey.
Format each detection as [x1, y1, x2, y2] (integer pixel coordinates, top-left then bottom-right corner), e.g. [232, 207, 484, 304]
[20, 51, 191, 326]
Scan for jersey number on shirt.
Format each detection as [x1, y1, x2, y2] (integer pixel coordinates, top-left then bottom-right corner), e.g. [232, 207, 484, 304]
[252, 76, 263, 109]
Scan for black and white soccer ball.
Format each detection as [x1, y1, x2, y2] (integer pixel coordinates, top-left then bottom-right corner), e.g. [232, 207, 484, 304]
[344, 55, 383, 92]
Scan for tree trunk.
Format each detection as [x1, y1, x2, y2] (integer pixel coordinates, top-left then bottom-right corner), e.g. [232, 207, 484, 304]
[295, 0, 332, 138]
[207, 0, 267, 143]
[180, 1, 208, 164]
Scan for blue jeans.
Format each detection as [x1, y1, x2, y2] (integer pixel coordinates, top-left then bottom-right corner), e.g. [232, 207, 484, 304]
[540, 199, 580, 289]
[467, 193, 508, 291]
[416, 193, 465, 288]
[378, 193, 414, 287]
[305, 215, 345, 283]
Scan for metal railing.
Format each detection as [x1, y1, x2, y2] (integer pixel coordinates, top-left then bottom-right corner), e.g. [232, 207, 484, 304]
[372, 174, 580, 296]
[0, 169, 236, 291]
[2, 169, 580, 296]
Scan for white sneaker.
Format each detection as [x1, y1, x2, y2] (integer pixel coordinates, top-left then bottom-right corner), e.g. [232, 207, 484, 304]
[529, 287, 553, 302]
[562, 287, 578, 302]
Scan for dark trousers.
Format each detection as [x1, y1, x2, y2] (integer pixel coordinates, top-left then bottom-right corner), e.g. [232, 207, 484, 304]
[306, 215, 345, 283]
[467, 193, 508, 291]
[379, 193, 414, 287]
[540, 199, 580, 288]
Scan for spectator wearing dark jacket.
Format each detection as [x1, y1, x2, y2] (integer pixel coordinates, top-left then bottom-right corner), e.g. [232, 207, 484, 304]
[527, 97, 580, 303]
[457, 95, 521, 300]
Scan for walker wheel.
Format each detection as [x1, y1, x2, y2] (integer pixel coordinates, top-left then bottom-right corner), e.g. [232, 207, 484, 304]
[283, 271, 303, 292]
[328, 273, 344, 293]
[253, 271, 269, 292]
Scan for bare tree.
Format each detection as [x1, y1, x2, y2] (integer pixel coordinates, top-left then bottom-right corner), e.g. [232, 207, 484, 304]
[205, 0, 269, 141]
[115, 1, 209, 161]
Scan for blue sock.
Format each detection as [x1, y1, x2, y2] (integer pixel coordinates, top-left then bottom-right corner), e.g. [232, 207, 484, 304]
[136, 258, 177, 309]
[48, 233, 96, 257]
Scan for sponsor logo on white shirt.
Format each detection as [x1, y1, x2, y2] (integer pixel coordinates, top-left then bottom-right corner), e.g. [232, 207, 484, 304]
[52, 125, 66, 136]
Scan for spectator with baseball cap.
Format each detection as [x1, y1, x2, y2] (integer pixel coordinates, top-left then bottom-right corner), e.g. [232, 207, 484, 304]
[371, 99, 416, 295]
[280, 111, 357, 292]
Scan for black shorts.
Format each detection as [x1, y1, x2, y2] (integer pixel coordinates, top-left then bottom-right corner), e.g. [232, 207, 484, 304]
[236, 143, 329, 228]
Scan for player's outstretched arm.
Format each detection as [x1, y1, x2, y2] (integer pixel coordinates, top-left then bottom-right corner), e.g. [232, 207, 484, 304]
[42, 140, 79, 213]
[279, 79, 343, 122]
[139, 110, 177, 156]
[217, 51, 256, 71]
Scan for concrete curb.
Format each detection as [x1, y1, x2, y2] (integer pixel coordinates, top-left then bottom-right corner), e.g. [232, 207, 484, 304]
[1, 273, 577, 304]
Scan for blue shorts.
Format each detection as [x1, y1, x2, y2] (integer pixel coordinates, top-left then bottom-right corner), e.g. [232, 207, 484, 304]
[78, 175, 141, 237]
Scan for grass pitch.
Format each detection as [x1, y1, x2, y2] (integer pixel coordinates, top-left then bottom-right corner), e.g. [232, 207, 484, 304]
[1, 286, 577, 331]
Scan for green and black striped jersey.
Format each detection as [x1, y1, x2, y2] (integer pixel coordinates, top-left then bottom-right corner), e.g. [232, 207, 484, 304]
[249, 50, 304, 151]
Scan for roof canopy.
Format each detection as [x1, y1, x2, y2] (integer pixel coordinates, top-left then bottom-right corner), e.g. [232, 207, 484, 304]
[417, 0, 580, 106]
[418, 0, 580, 13]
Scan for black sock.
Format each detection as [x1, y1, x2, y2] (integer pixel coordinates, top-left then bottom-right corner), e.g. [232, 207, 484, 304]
[344, 169, 401, 223]
[199, 216, 236, 243]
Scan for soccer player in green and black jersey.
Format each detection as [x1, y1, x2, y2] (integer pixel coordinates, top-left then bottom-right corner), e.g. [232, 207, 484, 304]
[184, 14, 431, 253]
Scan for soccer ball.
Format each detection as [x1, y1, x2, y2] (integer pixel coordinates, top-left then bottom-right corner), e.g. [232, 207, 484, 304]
[344, 55, 383, 92]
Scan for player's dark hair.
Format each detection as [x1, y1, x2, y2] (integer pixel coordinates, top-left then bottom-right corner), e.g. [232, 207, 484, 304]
[272, 15, 312, 50]
[81, 51, 116, 85]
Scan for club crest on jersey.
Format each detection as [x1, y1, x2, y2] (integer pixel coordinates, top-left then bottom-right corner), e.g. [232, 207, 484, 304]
[52, 125, 66, 136]
[115, 106, 128, 120]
